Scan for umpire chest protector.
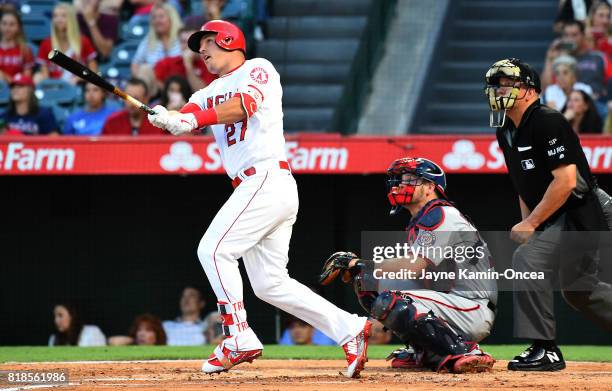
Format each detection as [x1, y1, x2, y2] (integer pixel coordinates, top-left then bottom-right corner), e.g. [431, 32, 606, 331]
[496, 101, 601, 228]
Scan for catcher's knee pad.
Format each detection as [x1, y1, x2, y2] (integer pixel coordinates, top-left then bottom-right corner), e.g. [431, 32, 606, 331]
[371, 291, 470, 357]
[370, 290, 417, 343]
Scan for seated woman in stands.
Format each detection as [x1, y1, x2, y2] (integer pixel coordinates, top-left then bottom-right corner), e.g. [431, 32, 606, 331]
[34, 2, 97, 85]
[108, 314, 167, 346]
[131, 2, 182, 97]
[544, 55, 592, 111]
[0, 73, 59, 136]
[563, 89, 603, 134]
[49, 303, 106, 346]
[0, 9, 35, 83]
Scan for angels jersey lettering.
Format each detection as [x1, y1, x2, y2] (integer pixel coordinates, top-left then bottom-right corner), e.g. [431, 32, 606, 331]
[188, 58, 286, 178]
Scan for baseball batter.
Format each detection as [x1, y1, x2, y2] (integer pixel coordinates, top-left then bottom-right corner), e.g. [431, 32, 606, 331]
[321, 158, 497, 373]
[147, 20, 371, 377]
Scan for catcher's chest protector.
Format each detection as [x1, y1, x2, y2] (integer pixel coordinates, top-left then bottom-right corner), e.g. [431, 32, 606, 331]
[406, 199, 454, 243]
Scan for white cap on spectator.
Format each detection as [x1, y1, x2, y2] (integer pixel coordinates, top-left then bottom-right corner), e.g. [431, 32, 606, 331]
[552, 55, 577, 71]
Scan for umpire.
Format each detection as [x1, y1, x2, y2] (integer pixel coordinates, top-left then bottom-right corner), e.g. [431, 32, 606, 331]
[484, 58, 612, 371]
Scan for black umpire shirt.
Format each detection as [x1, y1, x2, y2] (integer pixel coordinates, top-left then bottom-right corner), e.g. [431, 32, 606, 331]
[496, 100, 604, 230]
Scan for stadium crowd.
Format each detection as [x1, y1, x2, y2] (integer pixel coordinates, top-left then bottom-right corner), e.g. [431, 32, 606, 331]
[3, 0, 612, 136]
[47, 286, 393, 346]
[545, 0, 612, 133]
[0, 0, 265, 136]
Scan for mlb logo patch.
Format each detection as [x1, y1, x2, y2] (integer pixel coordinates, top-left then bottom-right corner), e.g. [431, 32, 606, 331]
[521, 159, 535, 170]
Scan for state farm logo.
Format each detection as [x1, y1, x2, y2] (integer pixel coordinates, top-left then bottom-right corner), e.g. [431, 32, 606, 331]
[160, 142, 203, 172]
[285, 141, 347, 170]
[197, 141, 348, 172]
[0, 142, 75, 171]
[250, 67, 268, 84]
[442, 140, 486, 170]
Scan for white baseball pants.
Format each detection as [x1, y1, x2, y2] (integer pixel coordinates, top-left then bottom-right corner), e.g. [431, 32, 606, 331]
[197, 162, 367, 351]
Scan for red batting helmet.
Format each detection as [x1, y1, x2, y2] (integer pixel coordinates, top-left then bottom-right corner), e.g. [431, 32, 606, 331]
[188, 20, 246, 54]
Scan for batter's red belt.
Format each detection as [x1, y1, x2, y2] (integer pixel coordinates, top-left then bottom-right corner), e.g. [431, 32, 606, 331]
[232, 161, 290, 189]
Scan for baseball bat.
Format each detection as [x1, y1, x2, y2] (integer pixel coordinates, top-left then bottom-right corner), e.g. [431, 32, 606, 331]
[47, 49, 155, 115]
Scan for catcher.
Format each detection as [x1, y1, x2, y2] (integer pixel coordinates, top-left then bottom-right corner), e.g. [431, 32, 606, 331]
[321, 157, 497, 373]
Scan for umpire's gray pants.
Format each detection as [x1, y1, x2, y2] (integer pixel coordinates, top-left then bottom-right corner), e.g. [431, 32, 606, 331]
[513, 188, 612, 340]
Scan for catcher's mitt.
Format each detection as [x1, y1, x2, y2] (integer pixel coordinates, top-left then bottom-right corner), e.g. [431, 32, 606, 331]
[319, 251, 360, 285]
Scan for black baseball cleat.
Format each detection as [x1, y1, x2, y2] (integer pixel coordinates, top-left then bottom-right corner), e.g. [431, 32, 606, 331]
[507, 344, 566, 371]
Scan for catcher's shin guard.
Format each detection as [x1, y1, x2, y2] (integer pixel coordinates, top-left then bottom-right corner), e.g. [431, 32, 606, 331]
[370, 291, 480, 371]
[353, 271, 378, 314]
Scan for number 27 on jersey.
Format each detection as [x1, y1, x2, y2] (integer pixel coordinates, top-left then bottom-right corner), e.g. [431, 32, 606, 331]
[225, 118, 247, 146]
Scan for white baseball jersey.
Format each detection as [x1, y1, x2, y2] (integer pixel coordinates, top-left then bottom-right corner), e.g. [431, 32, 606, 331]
[193, 57, 368, 356]
[188, 58, 287, 178]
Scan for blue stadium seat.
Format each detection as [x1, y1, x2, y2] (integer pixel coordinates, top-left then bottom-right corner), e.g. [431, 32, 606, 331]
[28, 41, 39, 59]
[23, 16, 50, 42]
[0, 81, 10, 111]
[111, 41, 140, 66]
[100, 62, 131, 84]
[24, 0, 56, 7]
[35, 79, 78, 107]
[120, 17, 149, 42]
[20, 2, 53, 18]
[50, 105, 71, 130]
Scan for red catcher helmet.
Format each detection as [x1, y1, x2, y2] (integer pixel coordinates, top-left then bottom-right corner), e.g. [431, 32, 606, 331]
[188, 20, 246, 55]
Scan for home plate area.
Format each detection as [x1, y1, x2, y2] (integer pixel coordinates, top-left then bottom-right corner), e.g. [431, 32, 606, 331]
[2, 360, 612, 390]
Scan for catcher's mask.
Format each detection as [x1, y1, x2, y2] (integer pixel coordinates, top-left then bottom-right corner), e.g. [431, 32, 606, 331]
[387, 157, 447, 215]
[484, 58, 541, 127]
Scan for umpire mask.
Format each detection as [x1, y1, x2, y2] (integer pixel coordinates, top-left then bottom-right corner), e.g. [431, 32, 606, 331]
[484, 58, 540, 127]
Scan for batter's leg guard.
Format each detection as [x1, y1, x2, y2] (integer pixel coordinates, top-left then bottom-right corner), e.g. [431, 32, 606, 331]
[370, 291, 492, 372]
[202, 301, 262, 374]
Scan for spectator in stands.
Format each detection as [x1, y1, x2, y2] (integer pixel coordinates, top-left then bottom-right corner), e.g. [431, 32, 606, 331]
[75, 0, 124, 15]
[162, 286, 208, 346]
[0, 1, 20, 13]
[279, 315, 335, 346]
[586, 1, 611, 47]
[184, 0, 223, 27]
[544, 55, 593, 111]
[35, 3, 98, 85]
[154, 25, 216, 92]
[101, 77, 166, 135]
[368, 319, 392, 345]
[108, 314, 167, 345]
[585, 2, 612, 86]
[75, 0, 121, 15]
[0, 10, 34, 83]
[203, 311, 224, 346]
[63, 82, 119, 135]
[187, 0, 265, 41]
[205, 0, 225, 20]
[74, 0, 119, 59]
[543, 20, 608, 116]
[131, 2, 182, 96]
[0, 73, 59, 135]
[128, 0, 155, 20]
[49, 303, 106, 346]
[564, 89, 603, 133]
[555, 0, 593, 31]
[158, 75, 192, 111]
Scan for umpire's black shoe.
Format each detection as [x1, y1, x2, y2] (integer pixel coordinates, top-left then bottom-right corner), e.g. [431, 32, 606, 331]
[507, 344, 566, 371]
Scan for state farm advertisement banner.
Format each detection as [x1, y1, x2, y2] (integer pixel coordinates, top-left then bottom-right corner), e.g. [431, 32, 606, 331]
[1, 134, 612, 175]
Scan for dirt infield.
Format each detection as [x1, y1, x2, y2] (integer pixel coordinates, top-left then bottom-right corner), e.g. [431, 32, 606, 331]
[1, 359, 612, 390]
